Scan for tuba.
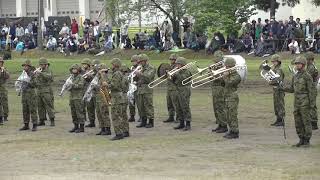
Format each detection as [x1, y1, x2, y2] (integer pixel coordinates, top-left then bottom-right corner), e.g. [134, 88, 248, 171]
[99, 69, 112, 105]
[58, 74, 74, 96]
[83, 74, 99, 102]
[15, 70, 31, 96]
[260, 60, 283, 87]
[127, 65, 142, 104]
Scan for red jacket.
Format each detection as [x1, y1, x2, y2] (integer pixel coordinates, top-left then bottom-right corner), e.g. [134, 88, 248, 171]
[71, 22, 79, 34]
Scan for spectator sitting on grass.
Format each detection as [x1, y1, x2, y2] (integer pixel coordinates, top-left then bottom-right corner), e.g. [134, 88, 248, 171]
[46, 35, 57, 51]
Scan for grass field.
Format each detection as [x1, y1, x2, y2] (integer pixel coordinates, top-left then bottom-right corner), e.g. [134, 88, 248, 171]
[0, 50, 320, 180]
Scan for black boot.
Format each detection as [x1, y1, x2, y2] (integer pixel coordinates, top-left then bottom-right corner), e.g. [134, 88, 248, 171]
[50, 118, 55, 127]
[111, 134, 124, 141]
[216, 126, 228, 133]
[19, 123, 30, 131]
[136, 117, 147, 128]
[223, 131, 239, 139]
[302, 138, 310, 147]
[271, 117, 281, 126]
[163, 115, 174, 123]
[293, 138, 304, 147]
[183, 121, 191, 131]
[96, 128, 105, 135]
[0, 117, 3, 125]
[145, 119, 154, 128]
[32, 124, 37, 131]
[174, 120, 185, 130]
[75, 124, 85, 133]
[85, 122, 96, 128]
[3, 116, 8, 121]
[128, 115, 135, 122]
[212, 125, 221, 132]
[123, 131, 130, 137]
[312, 122, 318, 130]
[69, 124, 79, 133]
[38, 120, 45, 126]
[105, 127, 112, 135]
[275, 118, 284, 127]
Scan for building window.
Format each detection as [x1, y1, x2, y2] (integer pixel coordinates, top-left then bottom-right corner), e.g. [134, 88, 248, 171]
[31, 12, 34, 15]
[27, 13, 30, 15]
[96, 11, 99, 13]
[90, 10, 94, 13]
[62, 11, 65, 14]
[66, 11, 69, 14]
[14, 14, 16, 16]
[76, 11, 79, 14]
[71, 11, 74, 14]
[58, 12, 61, 15]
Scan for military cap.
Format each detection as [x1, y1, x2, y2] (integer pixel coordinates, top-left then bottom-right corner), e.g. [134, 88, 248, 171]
[92, 59, 101, 66]
[169, 54, 178, 60]
[111, 58, 122, 67]
[99, 63, 108, 70]
[213, 50, 224, 62]
[81, 58, 91, 65]
[39, 57, 49, 65]
[271, 54, 281, 62]
[131, 55, 139, 62]
[22, 59, 32, 67]
[138, 54, 149, 62]
[224, 58, 236, 67]
[175, 57, 187, 66]
[305, 52, 315, 60]
[69, 64, 82, 73]
[294, 56, 307, 65]
[120, 64, 130, 72]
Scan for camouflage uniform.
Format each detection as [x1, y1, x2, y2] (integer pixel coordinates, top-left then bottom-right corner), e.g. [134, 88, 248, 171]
[81, 58, 96, 127]
[109, 58, 126, 140]
[136, 54, 156, 128]
[0, 57, 9, 124]
[128, 55, 140, 122]
[68, 64, 86, 133]
[269, 54, 286, 127]
[36, 58, 55, 126]
[172, 57, 192, 131]
[120, 64, 130, 135]
[164, 54, 179, 123]
[284, 56, 313, 147]
[223, 58, 241, 139]
[19, 60, 38, 131]
[211, 51, 227, 133]
[305, 52, 319, 130]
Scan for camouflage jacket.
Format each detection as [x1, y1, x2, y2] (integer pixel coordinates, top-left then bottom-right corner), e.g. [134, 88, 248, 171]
[121, 72, 130, 104]
[284, 69, 313, 108]
[167, 64, 177, 91]
[69, 74, 84, 100]
[306, 63, 318, 84]
[211, 64, 225, 87]
[36, 68, 54, 93]
[109, 69, 124, 105]
[223, 70, 241, 101]
[136, 63, 156, 94]
[172, 69, 192, 90]
[82, 69, 95, 89]
[22, 70, 37, 94]
[0, 68, 9, 91]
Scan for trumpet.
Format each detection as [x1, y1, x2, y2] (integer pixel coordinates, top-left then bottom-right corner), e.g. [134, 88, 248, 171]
[0, 67, 4, 73]
[58, 74, 74, 96]
[33, 67, 42, 74]
[182, 61, 224, 85]
[128, 65, 142, 79]
[288, 65, 297, 75]
[82, 69, 95, 78]
[148, 61, 197, 88]
[259, 60, 281, 83]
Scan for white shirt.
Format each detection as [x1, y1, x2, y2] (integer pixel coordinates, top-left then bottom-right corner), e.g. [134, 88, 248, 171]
[16, 27, 25, 37]
[60, 26, 70, 35]
[47, 37, 57, 47]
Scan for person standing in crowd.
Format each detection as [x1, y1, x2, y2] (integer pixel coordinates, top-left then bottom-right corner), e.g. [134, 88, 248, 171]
[163, 54, 178, 123]
[60, 22, 70, 35]
[68, 64, 85, 133]
[284, 56, 313, 147]
[36, 58, 55, 127]
[305, 52, 319, 130]
[0, 57, 9, 125]
[135, 54, 156, 128]
[52, 20, 60, 39]
[93, 21, 101, 44]
[32, 19, 38, 46]
[71, 18, 79, 38]
[19, 60, 38, 131]
[16, 24, 25, 40]
[296, 18, 303, 30]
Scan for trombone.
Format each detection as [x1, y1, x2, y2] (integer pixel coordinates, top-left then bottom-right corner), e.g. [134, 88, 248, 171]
[33, 67, 42, 74]
[148, 61, 197, 88]
[182, 61, 224, 85]
[82, 69, 95, 78]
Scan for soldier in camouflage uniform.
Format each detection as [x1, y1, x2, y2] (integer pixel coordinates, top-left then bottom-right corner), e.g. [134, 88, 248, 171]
[172, 57, 192, 131]
[36, 57, 55, 126]
[94, 63, 112, 136]
[128, 55, 140, 122]
[163, 54, 178, 123]
[305, 52, 319, 130]
[68, 64, 86, 133]
[135, 54, 156, 128]
[284, 56, 313, 147]
[211, 51, 228, 133]
[81, 58, 96, 128]
[269, 54, 286, 127]
[120, 64, 130, 137]
[19, 60, 38, 131]
[109, 58, 127, 140]
[0, 57, 9, 125]
[222, 58, 241, 139]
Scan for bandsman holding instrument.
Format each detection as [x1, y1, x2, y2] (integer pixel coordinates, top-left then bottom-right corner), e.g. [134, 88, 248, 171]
[172, 57, 192, 131]
[284, 56, 313, 147]
[35, 58, 55, 127]
[305, 52, 319, 130]
[18, 60, 38, 131]
[0, 57, 9, 125]
[128, 55, 140, 122]
[81, 58, 96, 128]
[135, 54, 156, 128]
[211, 51, 228, 133]
[163, 54, 178, 123]
[222, 58, 241, 139]
[68, 64, 86, 133]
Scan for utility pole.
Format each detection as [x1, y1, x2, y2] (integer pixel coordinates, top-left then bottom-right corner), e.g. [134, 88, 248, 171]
[37, 0, 44, 50]
[138, 0, 142, 32]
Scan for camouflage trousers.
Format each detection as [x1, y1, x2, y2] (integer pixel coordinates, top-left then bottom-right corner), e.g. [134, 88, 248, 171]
[273, 88, 285, 119]
[225, 96, 239, 133]
[310, 87, 318, 123]
[137, 93, 154, 119]
[294, 107, 312, 139]
[121, 103, 129, 133]
[212, 86, 226, 126]
[129, 91, 139, 117]
[38, 92, 55, 120]
[0, 90, 9, 118]
[167, 90, 176, 117]
[95, 99, 111, 128]
[22, 90, 38, 124]
[111, 104, 124, 135]
[69, 99, 85, 124]
[176, 88, 191, 122]
[84, 97, 96, 124]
